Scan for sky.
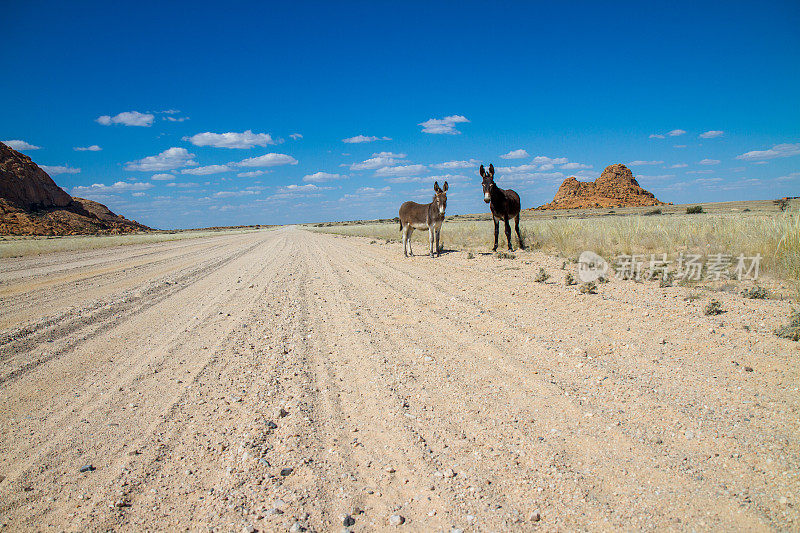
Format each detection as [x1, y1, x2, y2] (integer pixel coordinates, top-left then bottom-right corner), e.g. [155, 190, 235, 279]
[2, 1, 799, 229]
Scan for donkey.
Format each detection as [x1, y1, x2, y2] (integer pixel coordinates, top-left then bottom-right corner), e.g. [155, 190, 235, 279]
[480, 163, 524, 251]
[399, 181, 448, 257]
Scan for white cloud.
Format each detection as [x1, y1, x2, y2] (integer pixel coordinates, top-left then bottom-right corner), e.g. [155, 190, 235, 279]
[290, 133, 303, 140]
[303, 172, 346, 183]
[496, 163, 539, 173]
[164, 116, 190, 122]
[669, 163, 688, 168]
[736, 143, 800, 161]
[698, 158, 720, 165]
[212, 190, 259, 198]
[236, 170, 268, 178]
[351, 152, 407, 170]
[269, 183, 334, 200]
[686, 170, 714, 174]
[125, 147, 197, 171]
[418, 115, 469, 135]
[73, 145, 102, 151]
[132, 192, 146, 197]
[386, 173, 466, 184]
[430, 159, 479, 170]
[96, 111, 154, 127]
[667, 129, 686, 137]
[342, 135, 391, 143]
[40, 165, 81, 175]
[649, 134, 666, 139]
[151, 173, 175, 181]
[3, 139, 41, 150]
[181, 164, 232, 175]
[500, 149, 529, 159]
[341, 186, 391, 200]
[166, 182, 199, 188]
[374, 164, 427, 177]
[236, 153, 298, 167]
[561, 162, 592, 170]
[71, 181, 154, 195]
[674, 144, 687, 148]
[776, 172, 800, 182]
[628, 160, 664, 166]
[636, 174, 676, 181]
[699, 130, 724, 139]
[183, 130, 278, 149]
[533, 156, 568, 164]
[694, 177, 723, 185]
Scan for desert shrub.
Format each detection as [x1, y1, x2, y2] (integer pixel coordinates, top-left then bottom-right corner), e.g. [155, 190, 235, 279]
[534, 268, 550, 283]
[496, 251, 516, 259]
[684, 292, 701, 302]
[775, 308, 800, 341]
[644, 209, 662, 216]
[579, 281, 598, 294]
[741, 285, 769, 299]
[565, 272, 576, 285]
[467, 252, 474, 259]
[686, 206, 704, 214]
[704, 299, 725, 315]
[775, 198, 790, 212]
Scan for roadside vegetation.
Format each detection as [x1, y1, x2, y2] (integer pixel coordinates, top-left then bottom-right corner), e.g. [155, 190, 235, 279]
[309, 208, 800, 281]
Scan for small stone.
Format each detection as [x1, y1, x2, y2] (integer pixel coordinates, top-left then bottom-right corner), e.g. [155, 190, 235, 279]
[280, 467, 294, 476]
[389, 514, 405, 526]
[442, 468, 456, 478]
[274, 499, 287, 508]
[450, 528, 463, 533]
[278, 408, 289, 418]
[0, 474, 5, 483]
[79, 465, 95, 473]
[265, 508, 283, 517]
[531, 510, 541, 522]
[779, 496, 789, 505]
[289, 522, 305, 532]
[342, 514, 355, 527]
[744, 366, 754, 372]
[242, 526, 255, 533]
[267, 421, 278, 429]
[385, 466, 396, 473]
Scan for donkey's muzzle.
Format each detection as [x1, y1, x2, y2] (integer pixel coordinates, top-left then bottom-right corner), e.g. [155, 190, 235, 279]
[483, 198, 491, 204]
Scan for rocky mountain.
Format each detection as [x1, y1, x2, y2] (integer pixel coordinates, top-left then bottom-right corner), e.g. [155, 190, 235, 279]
[538, 163, 665, 209]
[0, 142, 150, 235]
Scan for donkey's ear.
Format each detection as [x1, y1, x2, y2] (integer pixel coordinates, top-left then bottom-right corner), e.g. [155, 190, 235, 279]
[479, 165, 486, 178]
[488, 163, 495, 177]
[442, 181, 448, 192]
[434, 181, 441, 192]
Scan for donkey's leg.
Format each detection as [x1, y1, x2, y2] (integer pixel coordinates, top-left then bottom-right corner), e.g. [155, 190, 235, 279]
[492, 217, 499, 251]
[515, 214, 525, 249]
[435, 226, 441, 257]
[429, 226, 435, 257]
[402, 226, 408, 257]
[407, 227, 414, 256]
[504, 217, 513, 251]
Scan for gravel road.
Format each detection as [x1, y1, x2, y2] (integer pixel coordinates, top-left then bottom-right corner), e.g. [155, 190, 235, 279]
[0, 227, 797, 531]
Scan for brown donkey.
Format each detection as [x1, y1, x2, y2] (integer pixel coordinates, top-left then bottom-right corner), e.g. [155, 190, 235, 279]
[399, 181, 448, 257]
[480, 163, 524, 251]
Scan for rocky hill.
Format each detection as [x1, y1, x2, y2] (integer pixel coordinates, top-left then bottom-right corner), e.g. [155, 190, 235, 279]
[539, 163, 665, 210]
[0, 142, 150, 235]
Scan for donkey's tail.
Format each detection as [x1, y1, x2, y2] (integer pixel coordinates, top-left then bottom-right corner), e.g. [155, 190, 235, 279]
[399, 218, 403, 231]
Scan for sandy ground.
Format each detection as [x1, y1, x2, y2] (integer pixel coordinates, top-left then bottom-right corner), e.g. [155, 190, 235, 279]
[0, 227, 798, 532]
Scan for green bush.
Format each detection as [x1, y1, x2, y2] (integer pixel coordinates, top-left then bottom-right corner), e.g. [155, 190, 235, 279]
[686, 206, 704, 214]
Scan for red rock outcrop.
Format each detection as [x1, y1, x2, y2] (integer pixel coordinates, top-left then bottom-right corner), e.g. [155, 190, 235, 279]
[0, 142, 151, 235]
[539, 163, 665, 210]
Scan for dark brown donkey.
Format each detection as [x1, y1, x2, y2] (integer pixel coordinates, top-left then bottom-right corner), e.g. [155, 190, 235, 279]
[480, 163, 524, 251]
[399, 181, 448, 257]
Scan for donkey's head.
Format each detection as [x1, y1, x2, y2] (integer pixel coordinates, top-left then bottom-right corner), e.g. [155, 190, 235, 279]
[433, 181, 448, 215]
[480, 164, 495, 203]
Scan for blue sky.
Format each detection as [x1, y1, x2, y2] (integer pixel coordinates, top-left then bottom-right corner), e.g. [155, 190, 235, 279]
[2, 1, 799, 229]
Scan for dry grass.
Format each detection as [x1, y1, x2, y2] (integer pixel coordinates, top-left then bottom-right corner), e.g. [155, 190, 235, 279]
[308, 208, 800, 281]
[0, 228, 269, 259]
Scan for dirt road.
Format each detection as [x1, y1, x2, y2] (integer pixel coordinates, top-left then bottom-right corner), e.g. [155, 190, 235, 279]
[1, 227, 797, 531]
